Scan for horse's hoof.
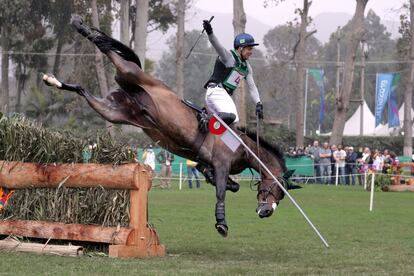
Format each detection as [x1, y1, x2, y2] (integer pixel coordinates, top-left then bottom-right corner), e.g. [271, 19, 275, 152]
[215, 223, 228, 237]
[70, 15, 83, 27]
[70, 15, 92, 38]
[226, 183, 240, 193]
[42, 74, 53, 86]
[42, 74, 62, 88]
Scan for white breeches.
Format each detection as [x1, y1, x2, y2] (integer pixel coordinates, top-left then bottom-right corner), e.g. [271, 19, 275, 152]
[205, 86, 239, 123]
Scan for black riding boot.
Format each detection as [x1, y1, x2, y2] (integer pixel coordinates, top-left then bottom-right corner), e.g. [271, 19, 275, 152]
[218, 112, 236, 125]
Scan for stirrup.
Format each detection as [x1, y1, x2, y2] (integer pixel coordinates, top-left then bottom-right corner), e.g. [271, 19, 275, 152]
[197, 108, 210, 133]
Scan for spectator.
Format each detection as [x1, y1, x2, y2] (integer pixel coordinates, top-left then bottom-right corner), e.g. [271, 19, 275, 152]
[333, 145, 346, 184]
[358, 147, 371, 186]
[330, 144, 337, 184]
[382, 149, 393, 174]
[308, 140, 321, 183]
[186, 159, 201, 189]
[371, 149, 382, 172]
[141, 145, 155, 170]
[295, 147, 304, 156]
[319, 142, 332, 184]
[345, 146, 358, 185]
[156, 149, 175, 189]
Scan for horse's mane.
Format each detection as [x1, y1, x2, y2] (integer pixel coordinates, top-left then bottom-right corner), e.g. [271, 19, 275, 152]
[238, 127, 287, 171]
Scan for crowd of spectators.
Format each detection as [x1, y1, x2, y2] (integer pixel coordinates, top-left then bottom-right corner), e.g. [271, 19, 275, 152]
[286, 140, 401, 185]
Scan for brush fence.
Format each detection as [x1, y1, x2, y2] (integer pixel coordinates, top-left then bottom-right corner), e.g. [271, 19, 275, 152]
[0, 161, 165, 258]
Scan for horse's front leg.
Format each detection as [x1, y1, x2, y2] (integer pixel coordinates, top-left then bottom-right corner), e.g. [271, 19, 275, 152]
[214, 167, 229, 237]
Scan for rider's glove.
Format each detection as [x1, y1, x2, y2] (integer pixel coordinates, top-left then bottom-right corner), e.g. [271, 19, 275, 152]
[256, 102, 263, 120]
[203, 20, 213, 35]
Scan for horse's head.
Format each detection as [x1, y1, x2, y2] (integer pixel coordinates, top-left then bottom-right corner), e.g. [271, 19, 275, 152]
[256, 177, 285, 218]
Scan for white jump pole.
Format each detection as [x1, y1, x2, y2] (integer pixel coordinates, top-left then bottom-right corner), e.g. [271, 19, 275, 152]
[364, 170, 367, 190]
[179, 160, 183, 190]
[213, 114, 329, 248]
[335, 164, 339, 186]
[369, 172, 375, 211]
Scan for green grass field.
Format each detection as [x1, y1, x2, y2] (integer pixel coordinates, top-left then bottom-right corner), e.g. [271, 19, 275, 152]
[1, 182, 413, 275]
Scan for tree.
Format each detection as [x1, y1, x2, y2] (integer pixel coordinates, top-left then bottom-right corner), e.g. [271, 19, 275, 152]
[330, 0, 368, 145]
[293, 0, 314, 147]
[321, 9, 396, 132]
[130, 0, 176, 67]
[120, 0, 130, 44]
[0, 0, 56, 114]
[262, 24, 322, 131]
[264, 24, 320, 61]
[403, 0, 414, 155]
[49, 0, 74, 77]
[0, 0, 34, 114]
[233, 0, 247, 127]
[134, 0, 149, 71]
[131, 0, 176, 35]
[156, 30, 215, 106]
[175, 0, 185, 98]
[90, 0, 114, 136]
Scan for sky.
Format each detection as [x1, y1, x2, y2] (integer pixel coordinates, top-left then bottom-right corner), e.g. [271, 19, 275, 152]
[193, 0, 406, 27]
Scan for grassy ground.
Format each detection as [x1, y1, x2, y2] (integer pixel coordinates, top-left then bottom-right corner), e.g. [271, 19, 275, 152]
[0, 182, 413, 275]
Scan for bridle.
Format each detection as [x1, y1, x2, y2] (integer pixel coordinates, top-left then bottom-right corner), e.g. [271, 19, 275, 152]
[257, 177, 286, 206]
[257, 180, 278, 205]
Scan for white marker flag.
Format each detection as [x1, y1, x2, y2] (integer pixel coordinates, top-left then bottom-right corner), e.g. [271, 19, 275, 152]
[220, 129, 241, 152]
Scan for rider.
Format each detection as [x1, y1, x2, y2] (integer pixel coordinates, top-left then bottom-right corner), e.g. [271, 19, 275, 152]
[202, 19, 264, 125]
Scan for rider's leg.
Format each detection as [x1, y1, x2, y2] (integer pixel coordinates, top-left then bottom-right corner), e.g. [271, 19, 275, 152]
[205, 86, 238, 125]
[217, 112, 236, 125]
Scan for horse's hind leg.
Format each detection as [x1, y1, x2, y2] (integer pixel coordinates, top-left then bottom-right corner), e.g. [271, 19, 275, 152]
[107, 51, 160, 88]
[43, 74, 125, 124]
[43, 74, 83, 94]
[70, 15, 159, 88]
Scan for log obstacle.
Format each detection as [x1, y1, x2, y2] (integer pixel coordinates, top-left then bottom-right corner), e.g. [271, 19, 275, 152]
[0, 237, 84, 257]
[390, 162, 414, 186]
[382, 184, 414, 192]
[0, 160, 165, 258]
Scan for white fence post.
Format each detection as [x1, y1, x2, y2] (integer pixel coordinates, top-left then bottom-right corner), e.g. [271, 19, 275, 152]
[369, 172, 375, 211]
[364, 170, 367, 190]
[335, 164, 339, 186]
[179, 160, 183, 190]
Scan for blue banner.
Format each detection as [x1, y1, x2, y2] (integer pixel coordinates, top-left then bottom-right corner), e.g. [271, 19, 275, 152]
[387, 73, 400, 128]
[308, 68, 325, 126]
[375, 73, 394, 127]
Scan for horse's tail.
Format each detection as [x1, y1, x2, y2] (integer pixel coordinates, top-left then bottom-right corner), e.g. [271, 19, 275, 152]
[70, 15, 142, 68]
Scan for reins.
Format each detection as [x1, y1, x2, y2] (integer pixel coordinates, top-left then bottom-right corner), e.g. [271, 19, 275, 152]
[256, 117, 262, 178]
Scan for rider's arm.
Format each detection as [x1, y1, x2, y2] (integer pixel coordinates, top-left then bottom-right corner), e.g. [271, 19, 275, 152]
[245, 62, 261, 104]
[208, 34, 233, 66]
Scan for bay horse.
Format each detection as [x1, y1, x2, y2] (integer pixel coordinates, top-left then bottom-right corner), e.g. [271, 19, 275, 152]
[43, 16, 287, 237]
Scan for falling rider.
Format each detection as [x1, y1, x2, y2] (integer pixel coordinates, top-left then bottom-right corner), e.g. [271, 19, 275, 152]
[202, 19, 264, 126]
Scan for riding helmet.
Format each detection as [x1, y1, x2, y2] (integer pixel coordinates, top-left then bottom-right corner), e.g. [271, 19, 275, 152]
[234, 33, 259, 49]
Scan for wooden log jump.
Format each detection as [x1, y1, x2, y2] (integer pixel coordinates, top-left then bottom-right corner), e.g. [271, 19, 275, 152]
[0, 160, 165, 258]
[382, 184, 414, 192]
[390, 162, 414, 186]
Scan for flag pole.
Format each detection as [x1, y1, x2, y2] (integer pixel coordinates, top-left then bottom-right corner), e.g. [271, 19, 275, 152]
[304, 68, 309, 136]
[213, 114, 330, 248]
